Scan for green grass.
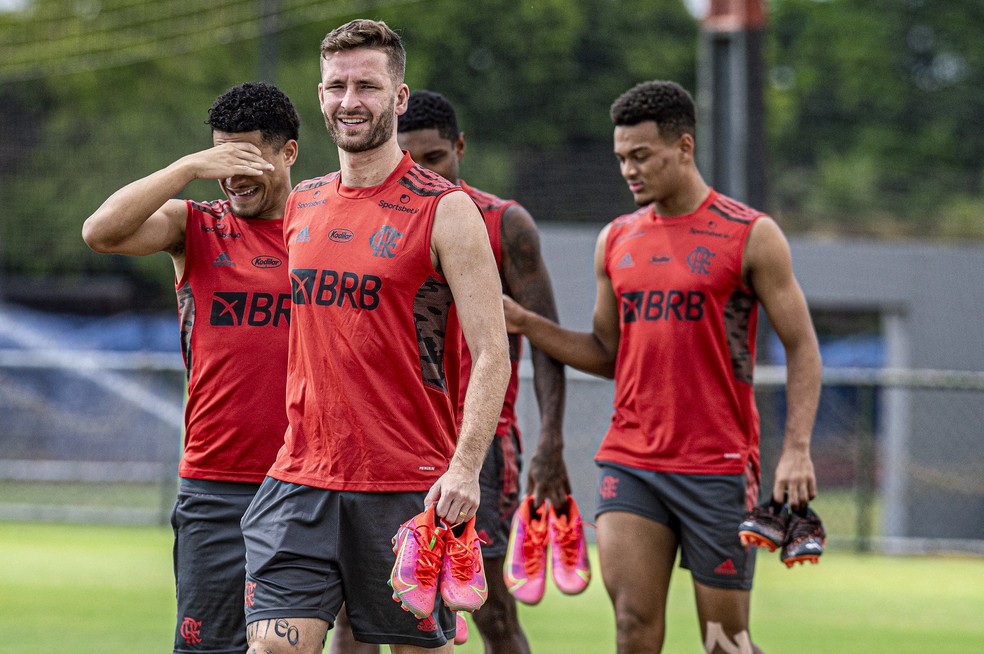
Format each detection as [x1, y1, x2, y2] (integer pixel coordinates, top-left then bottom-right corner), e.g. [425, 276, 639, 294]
[3, 522, 983, 653]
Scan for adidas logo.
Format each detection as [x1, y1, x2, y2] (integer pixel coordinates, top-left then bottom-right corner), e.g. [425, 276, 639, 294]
[615, 252, 635, 269]
[714, 559, 738, 576]
[295, 226, 311, 243]
[417, 615, 439, 632]
[212, 252, 235, 267]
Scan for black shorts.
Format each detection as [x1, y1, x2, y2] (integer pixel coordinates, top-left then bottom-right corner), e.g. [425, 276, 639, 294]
[241, 478, 454, 648]
[475, 428, 522, 558]
[171, 478, 261, 654]
[595, 462, 757, 590]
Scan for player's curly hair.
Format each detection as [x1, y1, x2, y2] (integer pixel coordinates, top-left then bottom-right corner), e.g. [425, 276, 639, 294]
[397, 90, 459, 142]
[205, 82, 300, 150]
[320, 19, 405, 84]
[610, 80, 696, 141]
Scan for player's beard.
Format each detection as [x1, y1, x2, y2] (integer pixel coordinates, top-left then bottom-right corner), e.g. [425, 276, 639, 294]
[324, 96, 396, 153]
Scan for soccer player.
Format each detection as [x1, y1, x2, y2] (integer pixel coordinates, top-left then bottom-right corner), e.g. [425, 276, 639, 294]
[239, 19, 510, 654]
[502, 80, 823, 653]
[81, 82, 299, 654]
[330, 90, 571, 654]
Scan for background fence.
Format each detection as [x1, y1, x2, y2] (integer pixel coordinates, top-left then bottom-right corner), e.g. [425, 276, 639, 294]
[3, 319, 983, 555]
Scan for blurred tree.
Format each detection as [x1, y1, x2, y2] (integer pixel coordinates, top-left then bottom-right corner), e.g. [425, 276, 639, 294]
[767, 0, 984, 237]
[2, 0, 983, 310]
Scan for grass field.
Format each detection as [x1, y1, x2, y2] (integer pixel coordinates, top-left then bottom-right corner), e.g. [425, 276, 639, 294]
[2, 521, 982, 653]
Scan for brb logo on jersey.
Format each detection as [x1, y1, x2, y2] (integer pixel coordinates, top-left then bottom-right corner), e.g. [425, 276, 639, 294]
[209, 292, 291, 327]
[290, 269, 381, 310]
[369, 225, 403, 258]
[621, 290, 705, 323]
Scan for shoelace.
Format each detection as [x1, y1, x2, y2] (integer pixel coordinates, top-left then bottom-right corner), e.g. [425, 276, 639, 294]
[750, 506, 786, 531]
[785, 514, 823, 545]
[522, 517, 549, 575]
[410, 524, 444, 587]
[551, 515, 583, 567]
[444, 533, 481, 582]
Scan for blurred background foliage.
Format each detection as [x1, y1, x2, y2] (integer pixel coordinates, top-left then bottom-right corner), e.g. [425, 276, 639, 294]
[1, 0, 982, 310]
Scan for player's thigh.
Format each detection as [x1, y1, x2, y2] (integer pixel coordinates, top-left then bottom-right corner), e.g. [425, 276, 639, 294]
[669, 474, 755, 591]
[172, 480, 258, 652]
[472, 555, 517, 623]
[596, 511, 677, 617]
[246, 616, 329, 654]
[326, 605, 379, 654]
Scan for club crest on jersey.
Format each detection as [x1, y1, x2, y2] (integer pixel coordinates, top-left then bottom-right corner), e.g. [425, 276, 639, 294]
[369, 225, 403, 258]
[687, 246, 716, 275]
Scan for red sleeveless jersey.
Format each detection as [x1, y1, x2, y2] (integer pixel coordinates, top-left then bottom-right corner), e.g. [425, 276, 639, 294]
[177, 199, 290, 483]
[269, 153, 463, 491]
[457, 180, 522, 442]
[598, 189, 763, 476]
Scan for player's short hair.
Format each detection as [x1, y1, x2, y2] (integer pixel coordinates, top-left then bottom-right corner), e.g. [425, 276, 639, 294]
[398, 90, 459, 142]
[320, 18, 406, 84]
[205, 82, 300, 150]
[610, 80, 696, 141]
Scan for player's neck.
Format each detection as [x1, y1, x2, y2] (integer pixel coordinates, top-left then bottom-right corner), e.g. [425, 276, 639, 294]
[338, 141, 405, 188]
[653, 173, 709, 218]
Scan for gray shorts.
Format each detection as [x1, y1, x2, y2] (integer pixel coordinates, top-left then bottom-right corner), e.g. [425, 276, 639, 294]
[475, 428, 522, 558]
[241, 478, 454, 648]
[171, 478, 260, 654]
[595, 462, 757, 590]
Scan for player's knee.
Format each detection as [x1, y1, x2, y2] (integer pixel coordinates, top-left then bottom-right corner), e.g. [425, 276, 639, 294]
[472, 599, 519, 640]
[246, 618, 326, 654]
[614, 604, 664, 646]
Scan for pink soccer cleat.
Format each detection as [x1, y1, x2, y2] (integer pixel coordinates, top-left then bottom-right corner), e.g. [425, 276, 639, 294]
[503, 495, 550, 605]
[388, 503, 446, 619]
[453, 612, 469, 645]
[548, 495, 591, 595]
[439, 516, 488, 613]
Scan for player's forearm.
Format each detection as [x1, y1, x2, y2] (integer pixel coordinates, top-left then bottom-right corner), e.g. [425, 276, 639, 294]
[530, 346, 566, 437]
[449, 346, 511, 476]
[780, 338, 822, 452]
[517, 311, 615, 378]
[82, 159, 195, 251]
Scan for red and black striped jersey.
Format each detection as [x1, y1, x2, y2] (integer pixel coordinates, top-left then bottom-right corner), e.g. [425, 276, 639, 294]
[456, 180, 522, 443]
[177, 199, 290, 483]
[598, 188, 764, 476]
[271, 152, 464, 491]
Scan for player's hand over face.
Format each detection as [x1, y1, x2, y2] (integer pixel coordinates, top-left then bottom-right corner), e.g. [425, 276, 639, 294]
[185, 142, 274, 181]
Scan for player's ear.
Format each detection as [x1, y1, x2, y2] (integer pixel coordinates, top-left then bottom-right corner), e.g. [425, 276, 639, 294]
[281, 140, 299, 166]
[395, 84, 410, 116]
[454, 133, 466, 161]
[677, 132, 696, 162]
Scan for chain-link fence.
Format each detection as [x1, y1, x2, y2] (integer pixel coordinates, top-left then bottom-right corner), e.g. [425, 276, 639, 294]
[2, 323, 983, 556]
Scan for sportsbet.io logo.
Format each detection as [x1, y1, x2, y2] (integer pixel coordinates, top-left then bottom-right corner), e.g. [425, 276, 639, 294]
[209, 291, 291, 327]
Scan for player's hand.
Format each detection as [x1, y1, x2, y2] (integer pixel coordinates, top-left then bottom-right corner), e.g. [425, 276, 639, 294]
[502, 295, 527, 334]
[424, 464, 481, 525]
[772, 447, 817, 510]
[526, 435, 571, 510]
[183, 142, 274, 181]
